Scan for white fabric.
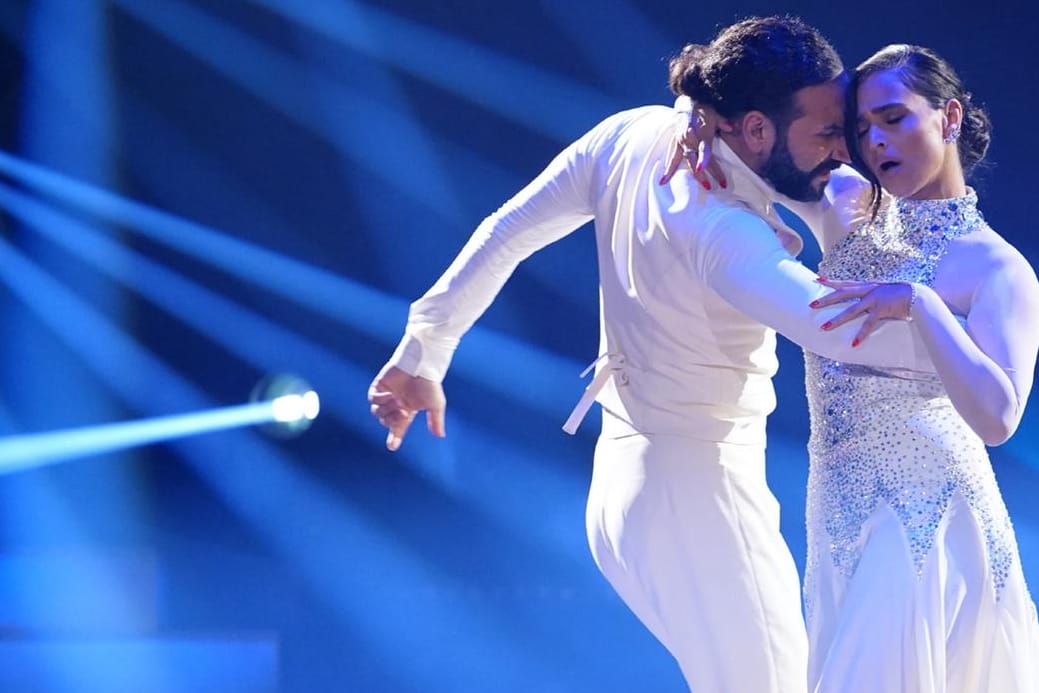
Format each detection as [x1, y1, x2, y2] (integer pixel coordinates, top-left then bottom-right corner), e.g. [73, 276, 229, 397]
[589, 433, 807, 693]
[808, 496, 1039, 693]
[391, 103, 935, 444]
[800, 183, 1039, 693]
[388, 101, 940, 690]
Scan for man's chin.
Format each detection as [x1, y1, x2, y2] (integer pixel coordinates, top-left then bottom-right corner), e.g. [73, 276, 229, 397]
[782, 182, 827, 203]
[804, 181, 828, 202]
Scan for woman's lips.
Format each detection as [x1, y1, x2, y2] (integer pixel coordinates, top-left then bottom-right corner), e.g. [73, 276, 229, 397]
[877, 160, 901, 176]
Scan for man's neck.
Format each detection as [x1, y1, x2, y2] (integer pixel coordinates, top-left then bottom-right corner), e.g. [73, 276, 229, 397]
[718, 131, 766, 176]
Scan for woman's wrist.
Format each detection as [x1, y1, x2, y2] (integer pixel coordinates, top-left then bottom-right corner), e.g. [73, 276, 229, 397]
[907, 282, 937, 322]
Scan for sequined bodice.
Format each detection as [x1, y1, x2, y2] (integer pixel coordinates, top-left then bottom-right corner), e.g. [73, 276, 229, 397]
[804, 190, 1017, 600]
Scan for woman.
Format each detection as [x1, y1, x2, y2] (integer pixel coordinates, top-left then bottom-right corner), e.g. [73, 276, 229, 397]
[802, 45, 1039, 692]
[664, 40, 1039, 691]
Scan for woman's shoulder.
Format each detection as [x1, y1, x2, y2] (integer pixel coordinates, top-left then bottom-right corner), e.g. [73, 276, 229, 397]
[949, 218, 1039, 292]
[824, 166, 871, 203]
[957, 217, 1031, 266]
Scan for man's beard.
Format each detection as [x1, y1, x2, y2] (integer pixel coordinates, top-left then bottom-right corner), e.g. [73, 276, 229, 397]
[761, 134, 841, 202]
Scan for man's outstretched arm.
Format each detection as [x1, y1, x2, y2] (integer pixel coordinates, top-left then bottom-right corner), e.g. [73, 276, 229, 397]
[693, 207, 935, 370]
[368, 112, 632, 449]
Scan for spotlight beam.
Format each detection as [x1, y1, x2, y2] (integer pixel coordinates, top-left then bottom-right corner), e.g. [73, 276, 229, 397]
[0, 399, 308, 473]
[244, 0, 620, 139]
[0, 158, 586, 415]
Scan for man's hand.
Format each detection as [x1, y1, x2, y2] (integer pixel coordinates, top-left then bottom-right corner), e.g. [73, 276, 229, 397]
[367, 365, 446, 452]
[659, 105, 731, 188]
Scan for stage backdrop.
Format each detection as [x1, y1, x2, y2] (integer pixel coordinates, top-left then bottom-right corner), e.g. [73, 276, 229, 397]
[0, 1, 1035, 691]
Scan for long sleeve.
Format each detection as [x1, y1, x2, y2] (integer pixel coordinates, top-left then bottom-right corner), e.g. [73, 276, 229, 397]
[389, 124, 603, 381]
[909, 250, 1039, 444]
[693, 207, 934, 370]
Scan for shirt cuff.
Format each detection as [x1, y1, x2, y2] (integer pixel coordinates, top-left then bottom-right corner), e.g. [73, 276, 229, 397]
[388, 332, 453, 382]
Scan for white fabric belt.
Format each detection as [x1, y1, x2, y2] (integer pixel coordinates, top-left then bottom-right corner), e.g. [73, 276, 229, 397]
[562, 352, 627, 435]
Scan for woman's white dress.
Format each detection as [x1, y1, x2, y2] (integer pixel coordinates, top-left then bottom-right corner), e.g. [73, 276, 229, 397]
[804, 191, 1039, 693]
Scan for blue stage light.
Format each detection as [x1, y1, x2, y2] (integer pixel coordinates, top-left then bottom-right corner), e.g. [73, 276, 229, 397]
[0, 375, 320, 473]
[250, 373, 320, 438]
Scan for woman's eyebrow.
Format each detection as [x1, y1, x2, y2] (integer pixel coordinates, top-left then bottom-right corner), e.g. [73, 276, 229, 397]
[867, 102, 904, 115]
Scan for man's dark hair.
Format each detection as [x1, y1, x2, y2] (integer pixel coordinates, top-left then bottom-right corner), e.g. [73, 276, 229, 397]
[669, 16, 844, 130]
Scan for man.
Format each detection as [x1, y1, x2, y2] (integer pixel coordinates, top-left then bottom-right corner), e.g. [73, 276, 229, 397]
[368, 17, 930, 693]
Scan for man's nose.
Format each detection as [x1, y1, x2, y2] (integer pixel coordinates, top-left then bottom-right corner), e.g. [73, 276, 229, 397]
[833, 137, 851, 165]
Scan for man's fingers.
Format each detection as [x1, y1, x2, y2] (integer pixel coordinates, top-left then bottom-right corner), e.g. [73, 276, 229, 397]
[427, 405, 447, 438]
[385, 411, 417, 452]
[368, 390, 397, 403]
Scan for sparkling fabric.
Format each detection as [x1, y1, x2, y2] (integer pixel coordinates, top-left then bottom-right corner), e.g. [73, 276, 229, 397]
[804, 189, 1019, 612]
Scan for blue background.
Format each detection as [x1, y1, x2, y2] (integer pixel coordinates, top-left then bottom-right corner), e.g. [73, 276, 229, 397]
[0, 1, 1035, 691]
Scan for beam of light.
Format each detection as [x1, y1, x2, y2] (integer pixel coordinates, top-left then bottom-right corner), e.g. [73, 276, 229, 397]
[0, 180, 399, 450]
[243, 0, 621, 141]
[0, 400, 298, 473]
[0, 8, 158, 684]
[539, 0, 672, 101]
[271, 392, 320, 424]
[0, 162, 588, 542]
[20, 0, 113, 182]
[120, 90, 594, 352]
[0, 237, 544, 692]
[0, 179, 588, 563]
[0, 152, 588, 420]
[109, 0, 466, 227]
[114, 0, 600, 312]
[8, 0, 127, 432]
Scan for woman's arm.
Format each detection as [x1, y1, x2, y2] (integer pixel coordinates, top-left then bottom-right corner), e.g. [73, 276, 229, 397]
[911, 253, 1039, 444]
[812, 252, 1039, 445]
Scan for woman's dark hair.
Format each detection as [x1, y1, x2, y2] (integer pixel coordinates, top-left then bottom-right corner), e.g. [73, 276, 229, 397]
[846, 44, 992, 215]
[669, 16, 844, 132]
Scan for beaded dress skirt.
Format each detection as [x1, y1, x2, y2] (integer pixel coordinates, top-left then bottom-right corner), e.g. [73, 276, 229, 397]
[803, 191, 1039, 693]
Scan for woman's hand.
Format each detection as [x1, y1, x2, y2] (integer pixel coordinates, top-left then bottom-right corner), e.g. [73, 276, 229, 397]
[659, 105, 731, 189]
[810, 279, 918, 347]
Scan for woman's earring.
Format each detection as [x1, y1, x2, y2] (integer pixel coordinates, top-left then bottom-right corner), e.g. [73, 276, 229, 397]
[943, 125, 960, 144]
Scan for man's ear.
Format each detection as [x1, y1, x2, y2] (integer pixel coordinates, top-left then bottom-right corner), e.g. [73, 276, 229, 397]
[736, 111, 777, 156]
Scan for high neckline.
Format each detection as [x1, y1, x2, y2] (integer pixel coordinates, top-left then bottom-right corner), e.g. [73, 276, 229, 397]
[893, 188, 984, 239]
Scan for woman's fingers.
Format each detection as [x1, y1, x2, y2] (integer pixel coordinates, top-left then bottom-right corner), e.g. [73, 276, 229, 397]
[822, 299, 872, 331]
[853, 312, 884, 346]
[696, 139, 729, 189]
[811, 288, 869, 309]
[660, 140, 687, 185]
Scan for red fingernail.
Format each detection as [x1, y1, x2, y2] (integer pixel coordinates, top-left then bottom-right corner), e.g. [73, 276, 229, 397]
[816, 277, 828, 283]
[720, 180, 728, 189]
[852, 338, 861, 347]
[658, 176, 667, 185]
[822, 321, 832, 330]
[701, 180, 711, 190]
[809, 300, 820, 308]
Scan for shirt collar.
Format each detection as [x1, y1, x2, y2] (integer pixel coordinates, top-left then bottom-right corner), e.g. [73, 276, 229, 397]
[672, 96, 804, 256]
[711, 140, 804, 256]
